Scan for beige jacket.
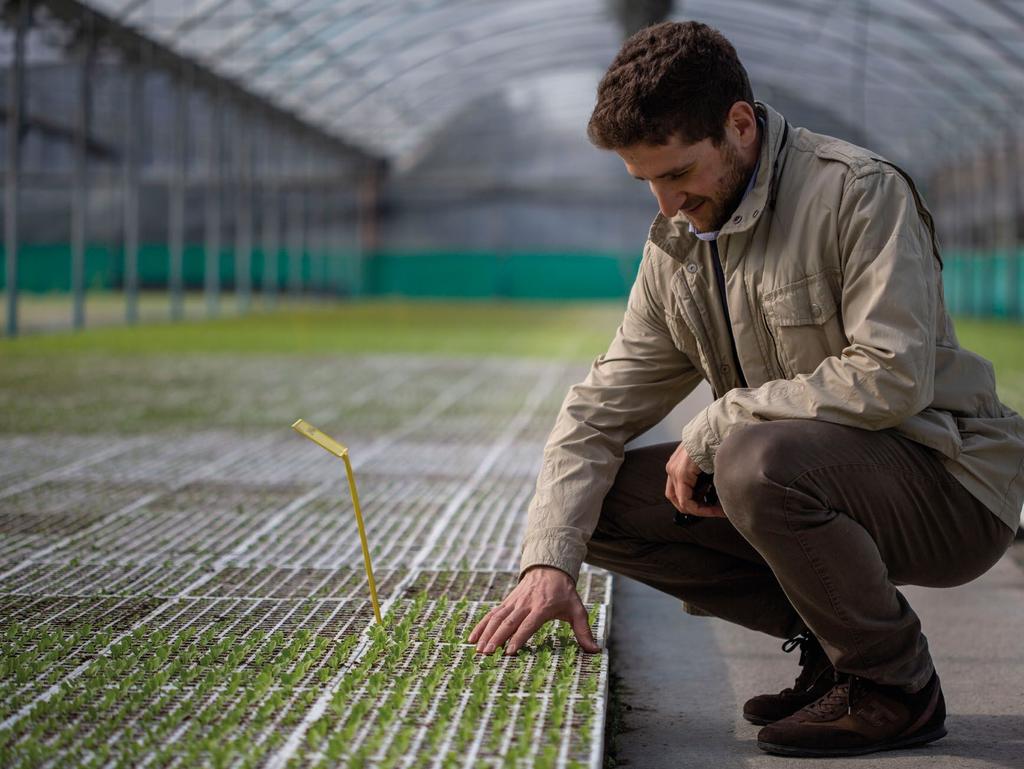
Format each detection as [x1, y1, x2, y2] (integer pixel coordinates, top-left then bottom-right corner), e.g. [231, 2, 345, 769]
[520, 102, 1024, 583]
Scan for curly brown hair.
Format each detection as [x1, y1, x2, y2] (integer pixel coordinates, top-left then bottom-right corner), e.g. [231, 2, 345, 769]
[587, 21, 754, 149]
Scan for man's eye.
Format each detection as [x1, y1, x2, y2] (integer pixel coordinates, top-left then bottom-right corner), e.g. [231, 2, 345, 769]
[670, 170, 688, 180]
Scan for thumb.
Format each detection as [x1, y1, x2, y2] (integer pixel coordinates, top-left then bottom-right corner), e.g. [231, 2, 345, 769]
[569, 599, 600, 653]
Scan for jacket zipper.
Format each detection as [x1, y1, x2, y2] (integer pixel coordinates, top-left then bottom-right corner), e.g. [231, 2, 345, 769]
[709, 240, 748, 388]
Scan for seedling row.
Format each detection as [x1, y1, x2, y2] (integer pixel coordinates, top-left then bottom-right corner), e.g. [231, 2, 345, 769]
[1, 587, 609, 768]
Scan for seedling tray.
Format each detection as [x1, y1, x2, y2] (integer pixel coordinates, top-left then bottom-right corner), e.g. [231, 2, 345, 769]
[0, 356, 612, 768]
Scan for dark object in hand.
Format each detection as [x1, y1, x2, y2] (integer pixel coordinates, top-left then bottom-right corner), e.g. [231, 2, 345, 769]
[673, 471, 718, 525]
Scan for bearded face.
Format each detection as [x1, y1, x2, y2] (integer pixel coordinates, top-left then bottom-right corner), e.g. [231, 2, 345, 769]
[615, 109, 761, 233]
[692, 138, 754, 233]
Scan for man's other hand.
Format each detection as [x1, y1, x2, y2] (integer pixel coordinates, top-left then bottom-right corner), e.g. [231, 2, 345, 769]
[467, 565, 600, 656]
[665, 443, 726, 518]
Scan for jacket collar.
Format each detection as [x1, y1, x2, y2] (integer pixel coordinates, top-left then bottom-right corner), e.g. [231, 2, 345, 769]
[648, 101, 791, 261]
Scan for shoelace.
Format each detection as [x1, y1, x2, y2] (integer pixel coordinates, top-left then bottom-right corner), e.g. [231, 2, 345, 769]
[781, 632, 811, 661]
[781, 632, 826, 692]
[803, 675, 862, 718]
[847, 675, 861, 715]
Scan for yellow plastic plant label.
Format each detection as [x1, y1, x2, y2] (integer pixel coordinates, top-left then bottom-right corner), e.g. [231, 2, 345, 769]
[291, 418, 383, 625]
[291, 418, 349, 459]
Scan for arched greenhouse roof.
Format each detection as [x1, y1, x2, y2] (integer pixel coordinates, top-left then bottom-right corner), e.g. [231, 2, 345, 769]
[28, 0, 1024, 174]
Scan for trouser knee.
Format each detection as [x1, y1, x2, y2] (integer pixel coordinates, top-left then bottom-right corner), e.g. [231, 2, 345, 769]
[714, 421, 808, 536]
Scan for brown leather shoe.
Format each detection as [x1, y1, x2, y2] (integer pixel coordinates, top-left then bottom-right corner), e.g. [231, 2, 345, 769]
[756, 671, 947, 757]
[742, 632, 835, 725]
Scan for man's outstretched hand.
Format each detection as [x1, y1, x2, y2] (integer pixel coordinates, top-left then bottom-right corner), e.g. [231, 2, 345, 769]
[468, 565, 600, 656]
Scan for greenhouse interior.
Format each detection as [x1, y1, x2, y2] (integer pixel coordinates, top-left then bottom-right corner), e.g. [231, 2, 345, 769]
[1, 1, 1023, 768]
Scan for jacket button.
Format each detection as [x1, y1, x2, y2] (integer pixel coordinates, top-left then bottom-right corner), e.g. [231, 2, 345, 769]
[732, 215, 742, 224]
[720, 364, 730, 375]
[752, 209, 760, 217]
[811, 303, 822, 316]
[686, 263, 698, 274]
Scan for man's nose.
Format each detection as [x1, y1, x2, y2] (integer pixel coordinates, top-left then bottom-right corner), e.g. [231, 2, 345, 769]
[652, 185, 682, 218]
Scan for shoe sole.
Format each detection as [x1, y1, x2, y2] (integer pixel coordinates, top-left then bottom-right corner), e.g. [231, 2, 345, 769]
[757, 725, 947, 757]
[742, 713, 774, 726]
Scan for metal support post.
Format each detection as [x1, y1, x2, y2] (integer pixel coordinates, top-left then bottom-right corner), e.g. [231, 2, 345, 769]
[302, 141, 312, 297]
[972, 150, 989, 316]
[289, 190, 305, 296]
[123, 54, 142, 325]
[1003, 130, 1021, 320]
[71, 22, 95, 331]
[261, 124, 280, 306]
[321, 198, 329, 295]
[933, 165, 951, 251]
[1011, 131, 1023, 238]
[331, 183, 344, 295]
[261, 184, 280, 304]
[953, 158, 970, 314]
[357, 160, 381, 296]
[321, 183, 331, 295]
[309, 179, 323, 295]
[204, 89, 222, 317]
[949, 161, 960, 253]
[5, 0, 30, 338]
[287, 139, 304, 296]
[169, 70, 188, 321]
[854, 0, 870, 136]
[319, 178, 329, 296]
[235, 110, 252, 313]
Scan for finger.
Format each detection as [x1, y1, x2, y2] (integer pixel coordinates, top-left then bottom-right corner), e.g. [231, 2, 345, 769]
[708, 504, 728, 519]
[503, 611, 548, 656]
[468, 604, 505, 644]
[685, 500, 725, 518]
[668, 444, 700, 487]
[683, 464, 700, 487]
[679, 469, 695, 496]
[479, 606, 530, 655]
[681, 496, 700, 515]
[569, 600, 600, 653]
[475, 603, 515, 650]
[467, 606, 497, 643]
[672, 478, 696, 513]
[665, 474, 684, 512]
[474, 604, 514, 652]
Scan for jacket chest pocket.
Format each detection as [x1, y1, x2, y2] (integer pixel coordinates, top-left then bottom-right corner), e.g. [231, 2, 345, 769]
[761, 272, 847, 379]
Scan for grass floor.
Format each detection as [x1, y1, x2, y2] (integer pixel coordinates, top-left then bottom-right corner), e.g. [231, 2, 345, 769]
[1, 298, 1021, 432]
[1, 296, 626, 360]
[0, 299, 626, 434]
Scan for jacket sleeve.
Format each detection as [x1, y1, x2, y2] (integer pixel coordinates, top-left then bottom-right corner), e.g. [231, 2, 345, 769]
[679, 166, 940, 473]
[519, 247, 703, 582]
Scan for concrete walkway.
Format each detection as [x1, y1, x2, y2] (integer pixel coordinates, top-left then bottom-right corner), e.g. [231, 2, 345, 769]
[608, 547, 1024, 769]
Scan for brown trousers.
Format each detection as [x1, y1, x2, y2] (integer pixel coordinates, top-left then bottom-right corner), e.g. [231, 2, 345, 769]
[584, 419, 1014, 691]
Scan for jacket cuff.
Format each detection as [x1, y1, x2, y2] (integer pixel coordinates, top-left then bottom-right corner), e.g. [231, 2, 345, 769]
[680, 407, 718, 473]
[519, 529, 587, 584]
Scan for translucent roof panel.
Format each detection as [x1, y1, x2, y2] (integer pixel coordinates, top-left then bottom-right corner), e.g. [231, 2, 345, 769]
[83, 0, 1023, 174]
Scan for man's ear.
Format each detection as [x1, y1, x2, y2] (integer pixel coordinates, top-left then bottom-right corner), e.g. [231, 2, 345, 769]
[726, 101, 758, 148]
